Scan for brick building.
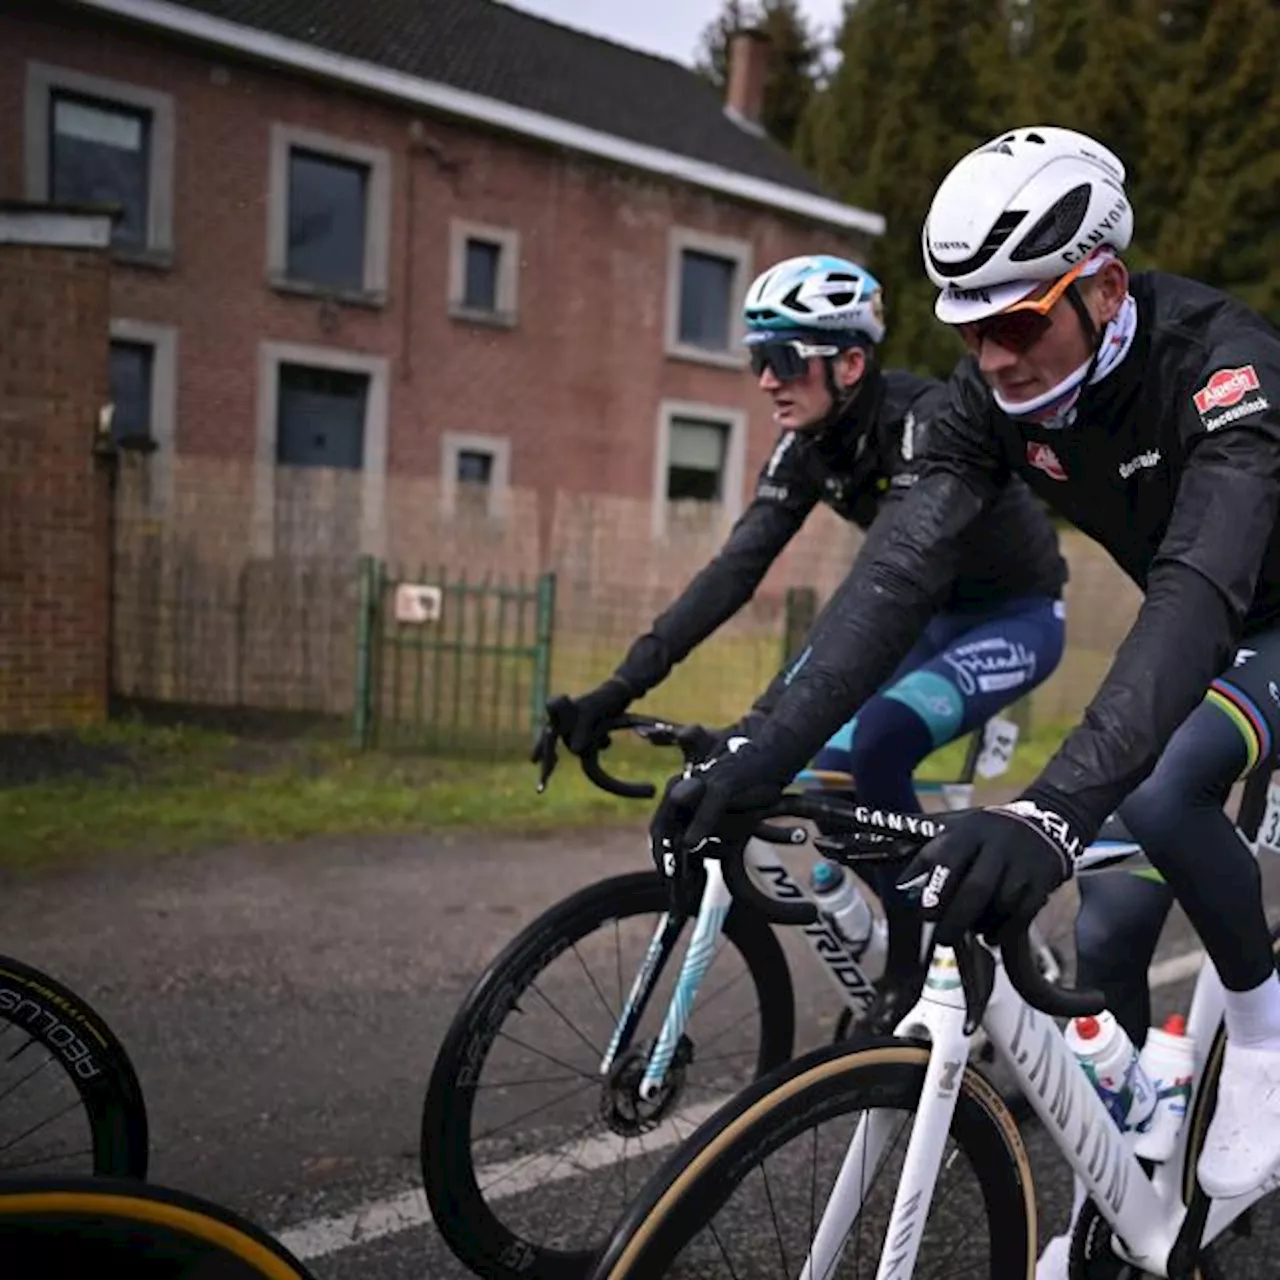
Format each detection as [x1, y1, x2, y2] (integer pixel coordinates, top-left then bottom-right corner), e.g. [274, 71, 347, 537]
[0, 0, 882, 565]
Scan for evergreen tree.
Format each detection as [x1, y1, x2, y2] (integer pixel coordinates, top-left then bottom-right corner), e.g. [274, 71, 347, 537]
[694, 0, 822, 150]
[1139, 0, 1280, 319]
[797, 0, 1024, 374]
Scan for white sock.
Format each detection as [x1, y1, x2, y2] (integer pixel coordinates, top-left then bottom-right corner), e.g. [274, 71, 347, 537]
[1224, 973, 1280, 1048]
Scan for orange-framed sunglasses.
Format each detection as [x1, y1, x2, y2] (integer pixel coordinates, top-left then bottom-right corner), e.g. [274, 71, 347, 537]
[956, 257, 1092, 355]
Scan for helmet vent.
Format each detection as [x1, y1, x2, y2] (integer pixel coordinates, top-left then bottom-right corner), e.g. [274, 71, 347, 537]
[1010, 183, 1090, 261]
[927, 209, 1025, 279]
[781, 285, 812, 313]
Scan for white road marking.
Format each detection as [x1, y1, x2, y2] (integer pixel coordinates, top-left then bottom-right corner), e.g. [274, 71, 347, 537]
[276, 1093, 731, 1261]
[275, 948, 1209, 1261]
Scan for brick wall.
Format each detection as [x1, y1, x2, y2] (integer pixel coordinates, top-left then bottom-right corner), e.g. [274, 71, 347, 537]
[0, 0, 876, 558]
[0, 237, 112, 731]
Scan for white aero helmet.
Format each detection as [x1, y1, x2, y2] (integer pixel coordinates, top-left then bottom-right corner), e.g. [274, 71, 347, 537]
[742, 255, 886, 345]
[922, 126, 1133, 323]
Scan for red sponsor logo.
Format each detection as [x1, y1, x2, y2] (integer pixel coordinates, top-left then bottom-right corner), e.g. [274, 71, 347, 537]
[1194, 365, 1260, 415]
[1026, 441, 1068, 481]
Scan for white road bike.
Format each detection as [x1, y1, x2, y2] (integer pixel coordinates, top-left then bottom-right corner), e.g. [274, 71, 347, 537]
[588, 766, 1280, 1279]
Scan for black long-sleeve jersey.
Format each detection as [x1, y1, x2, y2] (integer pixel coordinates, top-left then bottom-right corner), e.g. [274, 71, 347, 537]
[613, 367, 1067, 696]
[743, 271, 1280, 839]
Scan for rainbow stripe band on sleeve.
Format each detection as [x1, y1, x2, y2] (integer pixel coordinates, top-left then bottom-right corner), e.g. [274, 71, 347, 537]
[1205, 679, 1273, 775]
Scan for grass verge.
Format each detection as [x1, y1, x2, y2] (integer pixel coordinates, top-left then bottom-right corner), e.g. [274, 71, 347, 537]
[0, 714, 1074, 873]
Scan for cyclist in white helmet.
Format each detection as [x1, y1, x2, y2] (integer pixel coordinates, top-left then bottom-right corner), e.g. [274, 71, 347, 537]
[549, 254, 1067, 1026]
[646, 129, 1280, 1256]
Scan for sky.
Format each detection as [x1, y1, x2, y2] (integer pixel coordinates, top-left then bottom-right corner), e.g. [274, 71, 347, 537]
[496, 0, 847, 66]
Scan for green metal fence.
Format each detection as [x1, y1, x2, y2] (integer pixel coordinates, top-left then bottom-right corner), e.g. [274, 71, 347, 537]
[353, 557, 555, 756]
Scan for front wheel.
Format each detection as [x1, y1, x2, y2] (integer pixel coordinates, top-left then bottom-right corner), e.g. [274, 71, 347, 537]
[422, 870, 796, 1280]
[590, 1037, 1035, 1279]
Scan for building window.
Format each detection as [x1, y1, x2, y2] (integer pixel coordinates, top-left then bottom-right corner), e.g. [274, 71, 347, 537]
[456, 448, 494, 487]
[275, 364, 369, 470]
[50, 93, 150, 248]
[449, 220, 519, 326]
[107, 319, 178, 513]
[441, 431, 510, 519]
[667, 416, 729, 502]
[268, 124, 391, 302]
[678, 252, 736, 351]
[108, 340, 154, 445]
[665, 230, 751, 367]
[653, 401, 747, 537]
[25, 62, 176, 260]
[286, 149, 369, 293]
[255, 343, 389, 557]
[463, 239, 501, 312]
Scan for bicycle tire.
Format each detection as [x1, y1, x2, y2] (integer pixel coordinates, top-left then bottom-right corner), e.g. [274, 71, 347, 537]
[0, 1176, 315, 1277]
[422, 869, 796, 1280]
[590, 1037, 1035, 1280]
[0, 954, 148, 1178]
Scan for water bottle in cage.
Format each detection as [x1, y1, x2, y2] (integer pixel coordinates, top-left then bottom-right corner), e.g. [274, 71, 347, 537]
[809, 861, 887, 970]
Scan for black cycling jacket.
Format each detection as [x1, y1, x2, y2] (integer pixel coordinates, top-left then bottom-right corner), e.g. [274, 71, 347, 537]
[613, 367, 1066, 695]
[743, 270, 1280, 839]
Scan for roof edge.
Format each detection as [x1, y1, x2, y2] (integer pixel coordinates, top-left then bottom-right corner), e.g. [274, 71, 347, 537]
[66, 0, 885, 236]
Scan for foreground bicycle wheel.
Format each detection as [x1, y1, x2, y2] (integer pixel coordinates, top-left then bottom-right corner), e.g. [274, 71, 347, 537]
[590, 1037, 1034, 1280]
[0, 1177, 315, 1277]
[422, 869, 796, 1280]
[0, 955, 148, 1177]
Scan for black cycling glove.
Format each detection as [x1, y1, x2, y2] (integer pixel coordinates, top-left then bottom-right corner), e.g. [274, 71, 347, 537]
[897, 795, 1085, 946]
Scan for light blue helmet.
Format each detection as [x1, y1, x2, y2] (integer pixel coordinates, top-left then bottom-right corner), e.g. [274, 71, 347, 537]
[742, 255, 886, 345]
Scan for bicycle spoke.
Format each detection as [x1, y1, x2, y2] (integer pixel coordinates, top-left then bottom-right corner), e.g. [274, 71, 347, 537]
[570, 939, 620, 1027]
[0, 1050, 59, 1104]
[492, 1028, 598, 1082]
[708, 1216, 746, 1280]
[527, 980, 607, 1059]
[760, 1158, 792, 1278]
[0, 1094, 83, 1158]
[472, 1077, 599, 1146]
[473, 1071, 587, 1091]
[477, 1112, 603, 1193]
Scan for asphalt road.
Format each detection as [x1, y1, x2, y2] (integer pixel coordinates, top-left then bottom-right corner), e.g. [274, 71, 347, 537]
[3, 819, 1279, 1277]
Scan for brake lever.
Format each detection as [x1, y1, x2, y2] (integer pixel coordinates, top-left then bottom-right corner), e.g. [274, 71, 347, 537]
[954, 934, 996, 1036]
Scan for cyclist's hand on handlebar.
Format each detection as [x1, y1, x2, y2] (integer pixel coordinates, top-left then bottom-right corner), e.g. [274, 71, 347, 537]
[543, 679, 634, 756]
[648, 737, 785, 858]
[895, 796, 1084, 946]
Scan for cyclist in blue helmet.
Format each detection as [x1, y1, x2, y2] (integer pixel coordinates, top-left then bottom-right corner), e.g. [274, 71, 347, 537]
[551, 254, 1068, 1027]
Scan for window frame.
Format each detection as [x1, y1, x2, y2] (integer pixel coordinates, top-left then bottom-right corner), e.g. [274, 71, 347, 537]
[440, 430, 511, 519]
[448, 219, 520, 327]
[267, 123, 391, 305]
[664, 228, 752, 369]
[107, 318, 178, 513]
[25, 60, 176, 265]
[652, 399, 748, 537]
[254, 341, 389, 556]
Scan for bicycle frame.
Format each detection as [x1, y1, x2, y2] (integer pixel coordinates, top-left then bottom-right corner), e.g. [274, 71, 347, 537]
[605, 824, 1071, 1103]
[801, 850, 1277, 1280]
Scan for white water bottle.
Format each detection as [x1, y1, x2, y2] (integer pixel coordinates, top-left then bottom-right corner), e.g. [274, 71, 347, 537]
[1132, 1013, 1196, 1162]
[1065, 1011, 1159, 1137]
[809, 861, 886, 971]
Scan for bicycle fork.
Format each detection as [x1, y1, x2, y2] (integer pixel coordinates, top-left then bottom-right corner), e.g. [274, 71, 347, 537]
[597, 858, 733, 1102]
[800, 948, 972, 1280]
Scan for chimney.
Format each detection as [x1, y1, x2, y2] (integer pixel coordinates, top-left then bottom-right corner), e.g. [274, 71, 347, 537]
[724, 27, 769, 134]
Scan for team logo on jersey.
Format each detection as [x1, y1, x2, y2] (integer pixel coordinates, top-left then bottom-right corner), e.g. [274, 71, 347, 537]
[1194, 365, 1269, 430]
[1195, 365, 1260, 414]
[1026, 441, 1068, 481]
